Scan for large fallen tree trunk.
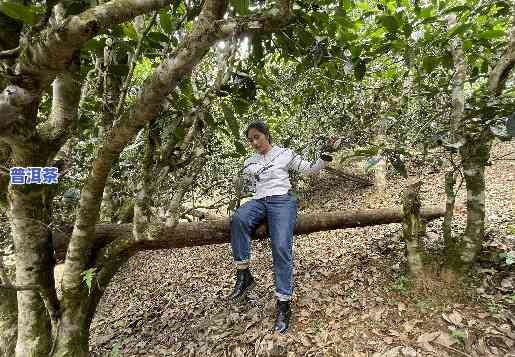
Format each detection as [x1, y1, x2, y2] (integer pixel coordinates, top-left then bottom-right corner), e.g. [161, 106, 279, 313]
[53, 206, 444, 261]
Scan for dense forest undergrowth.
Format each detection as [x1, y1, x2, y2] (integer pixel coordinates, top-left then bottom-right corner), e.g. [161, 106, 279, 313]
[88, 141, 514, 357]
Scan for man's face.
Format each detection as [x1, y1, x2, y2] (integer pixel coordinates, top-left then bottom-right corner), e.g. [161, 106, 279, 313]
[247, 128, 270, 154]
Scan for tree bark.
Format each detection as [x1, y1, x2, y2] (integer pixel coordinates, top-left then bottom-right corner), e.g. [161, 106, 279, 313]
[457, 139, 490, 268]
[442, 171, 456, 249]
[443, 14, 465, 260]
[8, 186, 56, 357]
[402, 182, 425, 277]
[488, 16, 515, 96]
[0, 255, 17, 357]
[52, 206, 445, 260]
[0, 288, 17, 357]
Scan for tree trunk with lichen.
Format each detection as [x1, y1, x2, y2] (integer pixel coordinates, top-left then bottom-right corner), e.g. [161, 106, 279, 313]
[8, 185, 57, 356]
[402, 181, 425, 277]
[455, 139, 490, 270]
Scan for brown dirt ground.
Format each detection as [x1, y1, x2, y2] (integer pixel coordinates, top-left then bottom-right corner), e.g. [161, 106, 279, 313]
[90, 141, 515, 357]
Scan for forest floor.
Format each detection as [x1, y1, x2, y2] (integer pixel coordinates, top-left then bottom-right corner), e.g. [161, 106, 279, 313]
[90, 141, 514, 357]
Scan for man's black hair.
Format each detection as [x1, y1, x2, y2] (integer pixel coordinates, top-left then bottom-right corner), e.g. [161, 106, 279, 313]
[245, 121, 272, 144]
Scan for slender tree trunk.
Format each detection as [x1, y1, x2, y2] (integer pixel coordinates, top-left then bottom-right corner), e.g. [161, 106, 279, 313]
[373, 119, 387, 194]
[374, 158, 387, 193]
[442, 171, 456, 248]
[402, 181, 425, 276]
[443, 13, 465, 265]
[51, 295, 89, 357]
[458, 140, 490, 268]
[100, 183, 114, 223]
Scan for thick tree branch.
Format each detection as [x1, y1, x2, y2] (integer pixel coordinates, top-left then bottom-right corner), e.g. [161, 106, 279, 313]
[216, 1, 293, 39]
[0, 86, 36, 140]
[17, 0, 180, 83]
[53, 206, 446, 261]
[38, 68, 81, 145]
[488, 19, 515, 95]
[0, 47, 20, 60]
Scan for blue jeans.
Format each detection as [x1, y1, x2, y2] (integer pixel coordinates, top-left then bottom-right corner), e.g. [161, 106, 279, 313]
[230, 192, 298, 301]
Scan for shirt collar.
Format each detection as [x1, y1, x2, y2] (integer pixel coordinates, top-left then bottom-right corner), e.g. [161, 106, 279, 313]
[260, 145, 277, 158]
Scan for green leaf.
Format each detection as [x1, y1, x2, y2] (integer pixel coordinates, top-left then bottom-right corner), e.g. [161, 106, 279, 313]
[147, 32, 170, 44]
[356, 1, 369, 11]
[340, 0, 353, 11]
[222, 102, 240, 139]
[81, 267, 97, 294]
[174, 126, 186, 143]
[110, 24, 125, 37]
[337, 28, 358, 42]
[230, 0, 249, 15]
[350, 146, 380, 157]
[335, 10, 354, 28]
[422, 56, 439, 73]
[463, 39, 473, 51]
[159, 10, 174, 33]
[351, 46, 362, 59]
[442, 5, 471, 15]
[234, 140, 246, 156]
[233, 97, 250, 116]
[418, 6, 434, 19]
[478, 29, 505, 40]
[0, 1, 37, 24]
[123, 23, 138, 40]
[83, 38, 107, 52]
[440, 51, 453, 69]
[378, 15, 399, 33]
[449, 23, 471, 37]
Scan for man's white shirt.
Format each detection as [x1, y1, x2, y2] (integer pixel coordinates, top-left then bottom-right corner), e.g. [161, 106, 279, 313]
[243, 145, 328, 199]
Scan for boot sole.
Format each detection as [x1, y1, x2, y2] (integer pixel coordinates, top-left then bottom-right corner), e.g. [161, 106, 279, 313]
[230, 281, 256, 303]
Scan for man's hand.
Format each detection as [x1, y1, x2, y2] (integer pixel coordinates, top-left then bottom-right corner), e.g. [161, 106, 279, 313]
[320, 136, 339, 153]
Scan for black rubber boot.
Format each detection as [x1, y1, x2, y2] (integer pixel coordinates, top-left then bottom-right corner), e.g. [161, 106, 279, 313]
[228, 268, 255, 302]
[274, 300, 291, 333]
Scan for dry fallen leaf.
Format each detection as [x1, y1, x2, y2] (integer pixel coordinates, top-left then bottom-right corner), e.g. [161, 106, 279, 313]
[442, 310, 464, 327]
[417, 331, 440, 343]
[381, 346, 403, 357]
[419, 341, 436, 353]
[435, 331, 456, 347]
[401, 346, 417, 357]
